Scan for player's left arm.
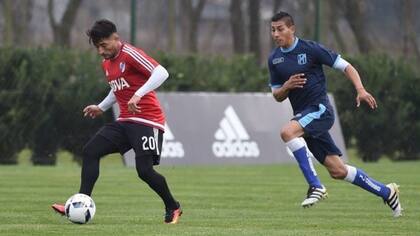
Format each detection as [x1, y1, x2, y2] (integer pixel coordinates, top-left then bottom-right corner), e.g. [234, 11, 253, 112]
[334, 57, 377, 109]
[127, 65, 169, 113]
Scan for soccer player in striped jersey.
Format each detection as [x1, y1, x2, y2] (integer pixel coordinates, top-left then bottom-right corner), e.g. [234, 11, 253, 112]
[268, 12, 402, 217]
[52, 19, 182, 224]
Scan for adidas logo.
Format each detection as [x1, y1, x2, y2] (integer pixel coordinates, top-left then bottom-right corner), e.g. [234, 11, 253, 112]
[212, 106, 260, 158]
[161, 123, 184, 158]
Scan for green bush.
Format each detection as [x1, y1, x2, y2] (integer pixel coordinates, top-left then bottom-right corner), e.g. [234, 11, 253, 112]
[327, 55, 420, 161]
[0, 48, 418, 164]
[0, 47, 111, 165]
[157, 53, 268, 92]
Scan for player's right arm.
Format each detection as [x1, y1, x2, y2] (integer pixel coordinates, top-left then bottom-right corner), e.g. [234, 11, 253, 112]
[272, 73, 307, 102]
[83, 89, 116, 119]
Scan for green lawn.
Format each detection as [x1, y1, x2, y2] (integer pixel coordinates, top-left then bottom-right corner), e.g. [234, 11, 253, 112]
[0, 154, 419, 236]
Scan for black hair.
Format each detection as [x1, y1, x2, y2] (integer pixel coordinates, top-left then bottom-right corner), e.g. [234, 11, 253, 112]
[271, 11, 294, 27]
[86, 19, 117, 46]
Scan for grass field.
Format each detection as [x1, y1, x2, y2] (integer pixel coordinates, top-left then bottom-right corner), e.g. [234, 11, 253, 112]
[0, 153, 419, 236]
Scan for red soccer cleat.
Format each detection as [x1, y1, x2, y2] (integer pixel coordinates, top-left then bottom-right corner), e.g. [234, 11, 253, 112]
[164, 203, 182, 224]
[51, 203, 66, 216]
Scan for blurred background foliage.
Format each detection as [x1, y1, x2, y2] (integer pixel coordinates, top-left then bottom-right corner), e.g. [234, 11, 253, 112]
[1, 0, 419, 165]
[0, 48, 418, 164]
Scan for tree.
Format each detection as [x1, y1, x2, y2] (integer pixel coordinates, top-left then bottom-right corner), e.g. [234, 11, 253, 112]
[273, 0, 283, 14]
[47, 0, 83, 47]
[1, 0, 33, 47]
[400, 0, 420, 59]
[180, 0, 207, 53]
[248, 0, 261, 62]
[344, 0, 372, 53]
[167, 0, 176, 52]
[1, 0, 14, 46]
[326, 0, 347, 52]
[229, 0, 245, 54]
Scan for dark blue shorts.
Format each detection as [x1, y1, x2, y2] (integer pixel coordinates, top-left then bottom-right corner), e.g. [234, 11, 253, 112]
[292, 103, 342, 164]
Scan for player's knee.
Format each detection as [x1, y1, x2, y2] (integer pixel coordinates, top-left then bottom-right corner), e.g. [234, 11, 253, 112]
[82, 144, 96, 158]
[136, 166, 154, 182]
[280, 128, 294, 142]
[328, 167, 347, 180]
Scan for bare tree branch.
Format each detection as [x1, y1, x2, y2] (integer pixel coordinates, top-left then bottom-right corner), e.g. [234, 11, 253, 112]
[48, 0, 83, 47]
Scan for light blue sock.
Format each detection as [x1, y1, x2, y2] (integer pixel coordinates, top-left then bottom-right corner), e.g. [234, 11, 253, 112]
[344, 165, 390, 200]
[287, 138, 322, 188]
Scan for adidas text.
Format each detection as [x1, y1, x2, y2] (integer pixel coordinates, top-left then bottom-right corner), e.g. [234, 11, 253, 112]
[212, 106, 260, 158]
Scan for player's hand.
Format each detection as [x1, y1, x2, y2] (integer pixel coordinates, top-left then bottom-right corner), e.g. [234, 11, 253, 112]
[83, 105, 103, 119]
[356, 88, 377, 109]
[127, 95, 142, 114]
[284, 73, 307, 90]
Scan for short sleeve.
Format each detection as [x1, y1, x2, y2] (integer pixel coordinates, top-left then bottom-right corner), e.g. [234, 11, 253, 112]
[123, 45, 159, 77]
[310, 42, 339, 68]
[268, 56, 282, 88]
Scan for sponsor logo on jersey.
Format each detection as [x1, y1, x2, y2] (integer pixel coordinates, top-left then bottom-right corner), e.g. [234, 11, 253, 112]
[212, 106, 260, 158]
[273, 57, 284, 64]
[109, 77, 130, 92]
[119, 62, 126, 73]
[297, 53, 307, 65]
[161, 123, 184, 158]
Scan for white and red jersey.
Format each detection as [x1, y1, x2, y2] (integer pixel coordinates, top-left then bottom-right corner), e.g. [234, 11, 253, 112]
[102, 43, 165, 131]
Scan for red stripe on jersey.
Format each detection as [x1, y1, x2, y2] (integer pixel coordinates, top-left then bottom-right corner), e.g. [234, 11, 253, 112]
[122, 45, 155, 72]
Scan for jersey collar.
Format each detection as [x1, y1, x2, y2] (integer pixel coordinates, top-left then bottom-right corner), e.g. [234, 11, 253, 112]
[280, 37, 299, 53]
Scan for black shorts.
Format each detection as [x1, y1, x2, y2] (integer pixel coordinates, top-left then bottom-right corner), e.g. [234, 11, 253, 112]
[96, 121, 164, 165]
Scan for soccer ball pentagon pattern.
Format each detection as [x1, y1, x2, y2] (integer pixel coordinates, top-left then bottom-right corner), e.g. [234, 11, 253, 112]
[64, 193, 96, 224]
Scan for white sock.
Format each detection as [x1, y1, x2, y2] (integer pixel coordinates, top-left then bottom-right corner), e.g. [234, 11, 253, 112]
[344, 165, 357, 183]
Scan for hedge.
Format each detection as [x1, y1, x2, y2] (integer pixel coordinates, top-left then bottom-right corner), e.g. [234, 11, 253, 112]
[0, 47, 418, 164]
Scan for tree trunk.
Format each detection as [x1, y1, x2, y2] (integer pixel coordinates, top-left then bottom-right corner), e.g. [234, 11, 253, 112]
[12, 1, 33, 46]
[299, 0, 315, 39]
[271, 0, 284, 48]
[401, 0, 420, 59]
[273, 0, 283, 14]
[1, 0, 33, 47]
[248, 0, 261, 62]
[180, 0, 206, 53]
[1, 0, 14, 46]
[167, 0, 176, 52]
[327, 0, 347, 52]
[344, 0, 372, 53]
[48, 0, 83, 47]
[229, 0, 245, 54]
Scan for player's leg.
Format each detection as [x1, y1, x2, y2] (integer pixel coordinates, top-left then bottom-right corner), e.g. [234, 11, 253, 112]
[79, 122, 128, 195]
[281, 120, 323, 189]
[281, 120, 326, 207]
[78, 134, 119, 195]
[135, 154, 182, 223]
[323, 155, 402, 217]
[309, 131, 403, 217]
[123, 122, 181, 223]
[52, 123, 122, 215]
[289, 103, 340, 207]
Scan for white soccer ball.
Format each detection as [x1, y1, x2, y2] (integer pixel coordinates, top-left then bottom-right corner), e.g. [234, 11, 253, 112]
[64, 193, 96, 224]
